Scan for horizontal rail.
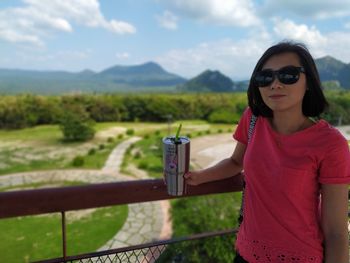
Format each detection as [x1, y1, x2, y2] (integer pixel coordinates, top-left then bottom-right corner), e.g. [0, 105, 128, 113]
[0, 175, 243, 219]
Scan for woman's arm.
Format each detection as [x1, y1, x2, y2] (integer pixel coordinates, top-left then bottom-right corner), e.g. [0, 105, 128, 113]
[184, 141, 246, 185]
[321, 184, 349, 263]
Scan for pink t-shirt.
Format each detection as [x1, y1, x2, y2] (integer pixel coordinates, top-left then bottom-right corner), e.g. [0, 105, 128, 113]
[233, 108, 350, 263]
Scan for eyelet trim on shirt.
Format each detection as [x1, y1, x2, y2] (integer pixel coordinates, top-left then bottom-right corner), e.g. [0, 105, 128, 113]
[236, 238, 322, 263]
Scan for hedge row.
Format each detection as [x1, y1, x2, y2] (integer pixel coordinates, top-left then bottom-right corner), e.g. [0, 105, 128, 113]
[0, 93, 247, 129]
[0, 91, 349, 129]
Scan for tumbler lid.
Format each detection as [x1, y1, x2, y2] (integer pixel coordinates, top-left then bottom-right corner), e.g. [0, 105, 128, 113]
[163, 136, 190, 144]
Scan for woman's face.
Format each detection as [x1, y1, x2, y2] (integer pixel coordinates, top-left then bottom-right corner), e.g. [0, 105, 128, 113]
[258, 52, 307, 114]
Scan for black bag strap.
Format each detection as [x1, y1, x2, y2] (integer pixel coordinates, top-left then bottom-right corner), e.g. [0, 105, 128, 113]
[238, 114, 257, 225]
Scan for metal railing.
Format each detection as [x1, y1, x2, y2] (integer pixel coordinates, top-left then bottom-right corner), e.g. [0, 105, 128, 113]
[0, 175, 244, 262]
[34, 229, 238, 263]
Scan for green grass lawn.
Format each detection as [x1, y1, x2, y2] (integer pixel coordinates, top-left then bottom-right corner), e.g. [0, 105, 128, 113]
[0, 205, 128, 263]
[0, 122, 130, 175]
[121, 121, 235, 178]
[0, 121, 221, 176]
[0, 122, 122, 142]
[0, 182, 128, 263]
[157, 193, 241, 263]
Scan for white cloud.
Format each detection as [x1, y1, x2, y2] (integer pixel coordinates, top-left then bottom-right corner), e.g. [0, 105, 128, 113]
[273, 18, 327, 48]
[262, 0, 350, 19]
[316, 31, 350, 62]
[107, 20, 136, 34]
[0, 0, 136, 46]
[155, 35, 272, 79]
[156, 10, 178, 30]
[158, 0, 260, 27]
[345, 22, 350, 29]
[272, 18, 350, 63]
[154, 15, 350, 80]
[0, 27, 45, 46]
[116, 52, 130, 59]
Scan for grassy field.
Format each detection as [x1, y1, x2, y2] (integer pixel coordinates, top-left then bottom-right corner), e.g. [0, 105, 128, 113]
[0, 121, 195, 175]
[121, 120, 235, 178]
[0, 123, 125, 175]
[0, 205, 128, 263]
[157, 193, 241, 263]
[0, 119, 234, 177]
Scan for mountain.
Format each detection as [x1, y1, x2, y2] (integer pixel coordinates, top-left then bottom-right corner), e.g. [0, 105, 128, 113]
[0, 56, 349, 94]
[178, 70, 235, 92]
[315, 56, 350, 88]
[97, 62, 186, 86]
[0, 62, 186, 94]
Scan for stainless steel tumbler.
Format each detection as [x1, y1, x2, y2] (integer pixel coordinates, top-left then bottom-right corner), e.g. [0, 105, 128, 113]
[162, 136, 190, 196]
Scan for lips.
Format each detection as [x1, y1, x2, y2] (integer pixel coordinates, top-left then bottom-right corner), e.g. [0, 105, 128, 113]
[269, 94, 286, 99]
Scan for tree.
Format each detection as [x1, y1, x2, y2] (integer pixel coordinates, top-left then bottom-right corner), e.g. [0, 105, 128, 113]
[59, 104, 95, 142]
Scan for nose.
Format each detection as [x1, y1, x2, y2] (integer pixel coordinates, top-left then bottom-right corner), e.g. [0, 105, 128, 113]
[269, 75, 283, 90]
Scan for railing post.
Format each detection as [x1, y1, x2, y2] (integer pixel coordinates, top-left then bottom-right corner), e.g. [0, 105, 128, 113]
[61, 211, 67, 262]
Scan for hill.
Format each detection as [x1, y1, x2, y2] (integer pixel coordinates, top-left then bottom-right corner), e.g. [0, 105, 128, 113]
[315, 56, 350, 89]
[0, 56, 349, 94]
[97, 62, 185, 86]
[0, 62, 186, 94]
[178, 70, 235, 92]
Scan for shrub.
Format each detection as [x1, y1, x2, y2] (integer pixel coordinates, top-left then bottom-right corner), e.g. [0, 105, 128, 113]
[137, 160, 149, 169]
[88, 148, 96, 155]
[99, 144, 105, 150]
[208, 109, 240, 124]
[134, 151, 142, 159]
[126, 128, 135, 136]
[117, 134, 124, 139]
[107, 137, 114, 143]
[72, 156, 84, 167]
[143, 134, 150, 139]
[158, 193, 240, 263]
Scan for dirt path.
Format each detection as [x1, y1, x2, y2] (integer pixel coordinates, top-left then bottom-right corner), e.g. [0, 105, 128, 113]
[190, 133, 237, 169]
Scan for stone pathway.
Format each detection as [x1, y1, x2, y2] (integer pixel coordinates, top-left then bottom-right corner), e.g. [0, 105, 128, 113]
[0, 136, 172, 255]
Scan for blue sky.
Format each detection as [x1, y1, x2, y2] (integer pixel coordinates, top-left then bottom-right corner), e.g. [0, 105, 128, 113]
[0, 0, 350, 80]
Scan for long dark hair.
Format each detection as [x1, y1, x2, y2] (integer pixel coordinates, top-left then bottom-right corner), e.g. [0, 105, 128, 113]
[247, 41, 328, 117]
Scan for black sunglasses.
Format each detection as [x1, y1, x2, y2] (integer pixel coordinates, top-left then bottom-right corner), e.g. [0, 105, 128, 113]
[253, 65, 305, 87]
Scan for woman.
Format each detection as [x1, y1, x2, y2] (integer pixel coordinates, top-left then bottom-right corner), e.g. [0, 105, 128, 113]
[184, 41, 350, 263]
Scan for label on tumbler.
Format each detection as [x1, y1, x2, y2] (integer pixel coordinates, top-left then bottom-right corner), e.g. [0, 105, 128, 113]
[163, 136, 190, 196]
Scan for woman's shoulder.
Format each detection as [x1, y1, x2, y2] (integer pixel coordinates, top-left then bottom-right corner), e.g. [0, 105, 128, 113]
[313, 120, 348, 147]
[237, 107, 253, 124]
[243, 107, 253, 116]
[316, 120, 344, 135]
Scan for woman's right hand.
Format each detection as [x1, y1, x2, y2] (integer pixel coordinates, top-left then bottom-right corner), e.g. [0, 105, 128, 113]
[184, 170, 206, 186]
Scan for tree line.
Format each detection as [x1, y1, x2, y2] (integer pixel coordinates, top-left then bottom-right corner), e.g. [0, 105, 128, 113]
[0, 91, 349, 130]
